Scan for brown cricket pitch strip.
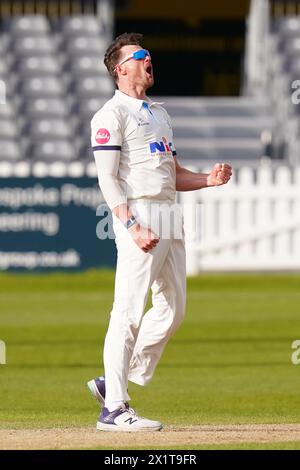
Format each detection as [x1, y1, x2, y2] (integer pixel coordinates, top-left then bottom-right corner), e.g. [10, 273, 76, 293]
[1, 424, 300, 449]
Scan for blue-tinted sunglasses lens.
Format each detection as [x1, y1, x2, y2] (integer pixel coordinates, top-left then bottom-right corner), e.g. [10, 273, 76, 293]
[133, 49, 150, 60]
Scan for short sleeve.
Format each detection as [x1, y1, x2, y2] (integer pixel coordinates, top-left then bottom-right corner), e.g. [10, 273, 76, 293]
[91, 109, 122, 151]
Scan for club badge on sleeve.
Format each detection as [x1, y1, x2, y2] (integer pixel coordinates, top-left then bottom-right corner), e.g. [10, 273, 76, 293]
[96, 128, 111, 144]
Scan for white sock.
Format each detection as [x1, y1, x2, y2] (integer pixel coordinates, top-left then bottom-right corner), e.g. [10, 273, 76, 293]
[105, 401, 125, 412]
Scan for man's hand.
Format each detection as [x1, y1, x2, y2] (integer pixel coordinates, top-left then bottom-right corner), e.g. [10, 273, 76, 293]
[128, 223, 160, 253]
[207, 163, 232, 187]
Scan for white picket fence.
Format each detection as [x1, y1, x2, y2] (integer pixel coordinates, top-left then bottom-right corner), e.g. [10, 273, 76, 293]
[180, 165, 300, 274]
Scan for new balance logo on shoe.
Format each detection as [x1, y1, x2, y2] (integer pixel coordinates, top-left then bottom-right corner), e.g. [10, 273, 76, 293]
[124, 417, 138, 425]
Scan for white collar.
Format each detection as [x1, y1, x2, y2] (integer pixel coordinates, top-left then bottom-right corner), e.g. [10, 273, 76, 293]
[115, 90, 164, 111]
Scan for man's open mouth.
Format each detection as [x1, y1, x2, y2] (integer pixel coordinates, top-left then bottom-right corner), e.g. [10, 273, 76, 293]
[146, 65, 153, 76]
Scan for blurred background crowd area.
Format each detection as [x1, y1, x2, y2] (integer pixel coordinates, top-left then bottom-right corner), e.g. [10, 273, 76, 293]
[1, 0, 300, 167]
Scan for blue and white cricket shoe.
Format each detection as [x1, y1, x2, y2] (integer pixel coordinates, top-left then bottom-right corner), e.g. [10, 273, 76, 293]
[97, 402, 163, 432]
[87, 376, 106, 405]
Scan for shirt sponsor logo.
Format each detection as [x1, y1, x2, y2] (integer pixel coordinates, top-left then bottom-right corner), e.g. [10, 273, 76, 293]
[96, 128, 110, 144]
[149, 137, 173, 155]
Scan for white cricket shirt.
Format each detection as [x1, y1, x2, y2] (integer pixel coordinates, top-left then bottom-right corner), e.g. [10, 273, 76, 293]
[91, 90, 177, 207]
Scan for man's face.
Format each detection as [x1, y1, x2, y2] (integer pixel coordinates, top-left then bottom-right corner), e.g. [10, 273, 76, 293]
[116, 45, 154, 90]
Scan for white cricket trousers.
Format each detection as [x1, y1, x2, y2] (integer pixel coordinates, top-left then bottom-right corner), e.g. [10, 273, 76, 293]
[103, 200, 186, 403]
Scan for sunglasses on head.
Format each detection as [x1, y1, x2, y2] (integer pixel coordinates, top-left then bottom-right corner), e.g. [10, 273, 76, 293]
[114, 49, 151, 71]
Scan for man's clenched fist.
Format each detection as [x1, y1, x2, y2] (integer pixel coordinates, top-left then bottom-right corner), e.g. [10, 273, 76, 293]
[129, 223, 160, 253]
[207, 163, 232, 187]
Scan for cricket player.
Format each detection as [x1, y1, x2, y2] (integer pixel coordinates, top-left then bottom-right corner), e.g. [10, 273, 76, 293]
[87, 33, 232, 432]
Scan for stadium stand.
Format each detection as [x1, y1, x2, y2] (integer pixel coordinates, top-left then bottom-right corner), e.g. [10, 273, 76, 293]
[266, 14, 300, 165]
[0, 14, 113, 164]
[1, 6, 298, 167]
[162, 97, 274, 165]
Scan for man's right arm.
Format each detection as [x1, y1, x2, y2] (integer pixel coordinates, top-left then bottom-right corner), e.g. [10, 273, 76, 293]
[91, 112, 159, 253]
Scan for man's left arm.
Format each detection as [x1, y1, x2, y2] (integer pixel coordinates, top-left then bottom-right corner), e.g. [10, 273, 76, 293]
[174, 157, 232, 191]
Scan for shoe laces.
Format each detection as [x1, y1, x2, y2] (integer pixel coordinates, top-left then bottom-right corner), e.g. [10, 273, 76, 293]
[123, 402, 144, 419]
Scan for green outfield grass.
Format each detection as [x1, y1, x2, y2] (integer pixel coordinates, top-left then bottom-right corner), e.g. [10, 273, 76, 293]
[1, 271, 300, 449]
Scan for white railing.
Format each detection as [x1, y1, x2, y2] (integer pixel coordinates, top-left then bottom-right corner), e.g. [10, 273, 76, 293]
[181, 165, 300, 274]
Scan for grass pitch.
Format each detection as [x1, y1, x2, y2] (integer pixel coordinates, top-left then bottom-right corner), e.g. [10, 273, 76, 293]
[1, 271, 300, 449]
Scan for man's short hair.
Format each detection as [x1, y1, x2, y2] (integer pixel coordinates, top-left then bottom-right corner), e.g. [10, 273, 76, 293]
[104, 32, 144, 85]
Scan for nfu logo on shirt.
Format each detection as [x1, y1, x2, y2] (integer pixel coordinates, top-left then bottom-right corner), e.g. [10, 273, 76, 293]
[150, 137, 173, 155]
